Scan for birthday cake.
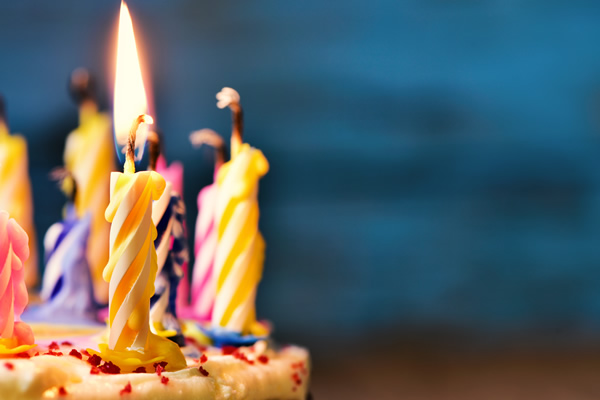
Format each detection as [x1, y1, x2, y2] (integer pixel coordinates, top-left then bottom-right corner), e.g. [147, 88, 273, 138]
[0, 325, 310, 400]
[0, 60, 311, 399]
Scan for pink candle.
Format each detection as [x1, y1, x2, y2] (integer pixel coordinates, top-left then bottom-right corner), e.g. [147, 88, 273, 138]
[189, 172, 219, 320]
[0, 210, 34, 350]
[156, 155, 183, 197]
[184, 129, 225, 320]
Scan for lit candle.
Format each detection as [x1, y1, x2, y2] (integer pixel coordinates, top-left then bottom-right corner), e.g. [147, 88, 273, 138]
[0, 210, 35, 354]
[211, 88, 269, 334]
[0, 97, 38, 289]
[88, 1, 185, 371]
[94, 115, 184, 370]
[147, 131, 188, 345]
[64, 69, 116, 304]
[184, 129, 225, 321]
[26, 172, 97, 324]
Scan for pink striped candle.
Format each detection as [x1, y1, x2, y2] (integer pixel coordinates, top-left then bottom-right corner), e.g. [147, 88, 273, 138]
[0, 210, 35, 353]
[184, 129, 224, 320]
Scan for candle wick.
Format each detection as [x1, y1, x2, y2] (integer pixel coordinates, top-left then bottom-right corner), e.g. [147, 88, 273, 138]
[189, 129, 227, 167]
[147, 130, 161, 171]
[216, 87, 243, 157]
[125, 114, 153, 174]
[49, 168, 78, 203]
[0, 95, 8, 138]
[229, 101, 243, 148]
[69, 68, 98, 125]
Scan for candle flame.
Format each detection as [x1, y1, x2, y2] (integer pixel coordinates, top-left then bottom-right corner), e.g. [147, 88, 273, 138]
[114, 1, 148, 162]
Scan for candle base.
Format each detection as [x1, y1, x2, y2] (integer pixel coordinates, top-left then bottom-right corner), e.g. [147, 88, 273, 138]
[0, 338, 36, 356]
[88, 333, 186, 372]
[199, 322, 270, 348]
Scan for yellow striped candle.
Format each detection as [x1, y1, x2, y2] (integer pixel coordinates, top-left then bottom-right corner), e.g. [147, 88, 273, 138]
[96, 115, 184, 371]
[64, 71, 115, 303]
[0, 102, 38, 288]
[211, 88, 269, 334]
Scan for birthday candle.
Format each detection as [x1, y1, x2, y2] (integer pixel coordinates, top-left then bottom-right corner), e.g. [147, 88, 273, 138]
[98, 116, 184, 372]
[0, 98, 38, 288]
[187, 129, 225, 321]
[30, 173, 97, 323]
[64, 69, 116, 303]
[211, 88, 269, 334]
[103, 116, 166, 351]
[37, 207, 96, 322]
[0, 210, 35, 352]
[147, 132, 188, 342]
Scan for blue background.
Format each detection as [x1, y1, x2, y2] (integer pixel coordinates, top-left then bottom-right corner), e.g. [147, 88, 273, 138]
[2, 0, 600, 372]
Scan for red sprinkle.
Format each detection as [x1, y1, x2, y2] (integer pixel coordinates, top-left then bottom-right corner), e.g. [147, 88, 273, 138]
[221, 346, 237, 355]
[87, 354, 102, 366]
[291, 372, 302, 385]
[99, 361, 121, 374]
[185, 337, 207, 352]
[155, 364, 164, 376]
[258, 355, 269, 364]
[161, 375, 169, 385]
[69, 349, 83, 360]
[200, 354, 207, 364]
[58, 386, 67, 396]
[291, 361, 305, 369]
[61, 341, 73, 347]
[4, 362, 13, 370]
[45, 351, 63, 356]
[133, 367, 146, 373]
[48, 341, 60, 350]
[232, 350, 254, 365]
[153, 361, 168, 370]
[198, 366, 209, 376]
[81, 349, 90, 357]
[15, 352, 31, 359]
[120, 382, 132, 396]
[90, 366, 100, 375]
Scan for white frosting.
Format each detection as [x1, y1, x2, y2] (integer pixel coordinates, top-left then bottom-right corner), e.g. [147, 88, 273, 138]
[0, 341, 310, 400]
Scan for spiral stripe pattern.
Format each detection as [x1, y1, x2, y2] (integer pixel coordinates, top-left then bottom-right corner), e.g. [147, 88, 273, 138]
[212, 143, 269, 333]
[0, 135, 38, 288]
[104, 171, 165, 351]
[64, 112, 115, 303]
[190, 180, 218, 320]
[0, 211, 29, 339]
[149, 182, 187, 334]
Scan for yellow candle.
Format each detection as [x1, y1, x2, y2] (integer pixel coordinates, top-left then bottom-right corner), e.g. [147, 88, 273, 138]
[212, 88, 269, 334]
[64, 94, 115, 303]
[0, 115, 38, 288]
[91, 115, 185, 371]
